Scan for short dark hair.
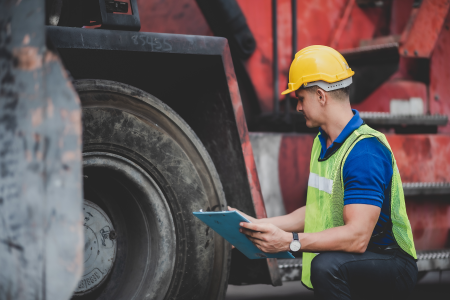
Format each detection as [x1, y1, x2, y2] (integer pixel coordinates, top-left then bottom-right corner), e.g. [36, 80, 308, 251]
[304, 85, 350, 101]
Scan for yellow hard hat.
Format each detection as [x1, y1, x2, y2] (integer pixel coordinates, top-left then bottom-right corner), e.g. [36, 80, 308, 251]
[281, 45, 355, 95]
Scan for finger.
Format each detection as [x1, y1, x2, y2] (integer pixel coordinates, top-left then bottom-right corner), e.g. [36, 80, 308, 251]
[240, 228, 257, 237]
[252, 241, 265, 252]
[247, 236, 264, 244]
[247, 236, 262, 247]
[241, 228, 265, 241]
[240, 222, 269, 232]
[228, 206, 235, 211]
[231, 245, 235, 249]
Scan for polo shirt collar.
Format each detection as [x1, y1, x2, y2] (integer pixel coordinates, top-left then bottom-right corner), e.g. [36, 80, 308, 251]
[318, 109, 363, 160]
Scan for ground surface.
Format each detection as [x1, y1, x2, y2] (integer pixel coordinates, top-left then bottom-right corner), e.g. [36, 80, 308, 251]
[225, 271, 450, 300]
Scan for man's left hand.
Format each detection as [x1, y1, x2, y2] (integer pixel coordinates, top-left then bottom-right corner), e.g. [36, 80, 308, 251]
[240, 222, 292, 253]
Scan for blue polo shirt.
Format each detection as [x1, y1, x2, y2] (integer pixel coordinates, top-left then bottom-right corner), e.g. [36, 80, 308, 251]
[318, 109, 395, 248]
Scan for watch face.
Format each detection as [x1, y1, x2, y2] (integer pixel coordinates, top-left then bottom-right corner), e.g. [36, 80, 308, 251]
[290, 240, 301, 252]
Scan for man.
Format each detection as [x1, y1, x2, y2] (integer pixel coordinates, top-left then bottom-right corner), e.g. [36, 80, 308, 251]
[231, 45, 418, 300]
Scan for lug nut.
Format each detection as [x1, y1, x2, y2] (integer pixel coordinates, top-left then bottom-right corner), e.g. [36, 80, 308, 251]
[109, 230, 116, 240]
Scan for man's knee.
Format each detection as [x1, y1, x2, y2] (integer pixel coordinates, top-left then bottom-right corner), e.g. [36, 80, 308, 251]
[310, 252, 343, 287]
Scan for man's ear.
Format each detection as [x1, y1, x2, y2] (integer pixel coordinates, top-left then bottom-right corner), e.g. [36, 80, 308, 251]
[317, 88, 327, 106]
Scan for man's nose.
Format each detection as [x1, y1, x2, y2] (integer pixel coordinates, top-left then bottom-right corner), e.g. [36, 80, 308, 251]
[296, 100, 303, 112]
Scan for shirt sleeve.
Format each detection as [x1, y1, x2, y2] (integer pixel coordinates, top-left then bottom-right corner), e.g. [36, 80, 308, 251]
[343, 137, 393, 208]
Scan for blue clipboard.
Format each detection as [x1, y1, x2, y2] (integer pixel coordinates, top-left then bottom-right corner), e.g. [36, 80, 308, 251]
[193, 210, 295, 259]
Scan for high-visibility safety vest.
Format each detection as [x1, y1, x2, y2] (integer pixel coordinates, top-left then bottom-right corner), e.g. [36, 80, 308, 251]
[301, 124, 417, 289]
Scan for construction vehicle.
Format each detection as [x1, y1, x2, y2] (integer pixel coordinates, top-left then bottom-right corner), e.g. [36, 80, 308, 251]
[1, 0, 449, 299]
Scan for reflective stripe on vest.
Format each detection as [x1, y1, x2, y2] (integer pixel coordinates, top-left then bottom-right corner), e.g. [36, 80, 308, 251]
[308, 173, 333, 194]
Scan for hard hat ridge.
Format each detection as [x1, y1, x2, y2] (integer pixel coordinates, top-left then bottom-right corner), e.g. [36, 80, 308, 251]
[282, 45, 355, 95]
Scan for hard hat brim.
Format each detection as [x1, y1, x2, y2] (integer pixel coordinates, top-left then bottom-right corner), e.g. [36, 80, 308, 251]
[281, 88, 294, 95]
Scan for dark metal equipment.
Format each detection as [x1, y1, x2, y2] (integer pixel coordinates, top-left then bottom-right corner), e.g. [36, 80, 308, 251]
[195, 0, 256, 59]
[57, 0, 141, 31]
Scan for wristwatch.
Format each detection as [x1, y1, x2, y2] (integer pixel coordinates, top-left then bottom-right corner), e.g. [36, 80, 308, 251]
[289, 232, 301, 252]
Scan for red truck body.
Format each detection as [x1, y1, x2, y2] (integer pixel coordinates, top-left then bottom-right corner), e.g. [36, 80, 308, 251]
[137, 0, 450, 252]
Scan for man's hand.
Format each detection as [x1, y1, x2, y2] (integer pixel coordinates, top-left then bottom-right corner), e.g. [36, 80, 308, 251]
[240, 222, 292, 253]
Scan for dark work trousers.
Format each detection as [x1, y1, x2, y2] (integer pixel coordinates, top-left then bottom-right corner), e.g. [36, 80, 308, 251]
[310, 249, 418, 300]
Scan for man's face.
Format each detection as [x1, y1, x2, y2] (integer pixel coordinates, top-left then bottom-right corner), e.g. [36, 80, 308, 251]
[295, 88, 323, 128]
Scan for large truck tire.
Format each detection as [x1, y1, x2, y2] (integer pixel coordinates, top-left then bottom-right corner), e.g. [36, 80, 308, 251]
[73, 79, 230, 300]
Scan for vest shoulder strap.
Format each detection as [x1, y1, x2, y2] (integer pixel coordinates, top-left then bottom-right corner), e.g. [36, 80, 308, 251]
[310, 134, 321, 168]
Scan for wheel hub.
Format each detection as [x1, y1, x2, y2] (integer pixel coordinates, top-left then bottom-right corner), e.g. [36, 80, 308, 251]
[75, 200, 117, 295]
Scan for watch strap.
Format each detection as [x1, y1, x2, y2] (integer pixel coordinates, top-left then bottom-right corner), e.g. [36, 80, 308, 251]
[293, 232, 299, 241]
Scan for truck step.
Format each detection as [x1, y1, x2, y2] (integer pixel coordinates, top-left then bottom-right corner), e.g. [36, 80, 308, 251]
[278, 258, 303, 282]
[359, 112, 448, 127]
[278, 249, 450, 282]
[278, 258, 302, 269]
[403, 182, 450, 196]
[417, 249, 450, 272]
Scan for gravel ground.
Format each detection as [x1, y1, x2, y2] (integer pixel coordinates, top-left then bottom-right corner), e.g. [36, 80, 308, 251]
[225, 271, 450, 300]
